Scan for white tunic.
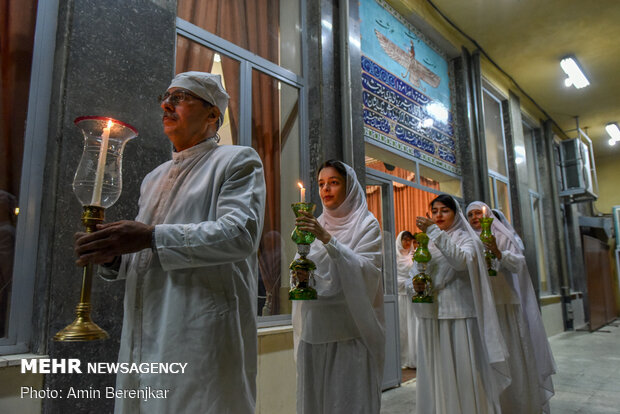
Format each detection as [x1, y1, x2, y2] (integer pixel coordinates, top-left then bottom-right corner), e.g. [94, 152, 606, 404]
[104, 139, 265, 414]
[467, 201, 556, 413]
[413, 223, 509, 414]
[396, 231, 416, 368]
[293, 163, 385, 414]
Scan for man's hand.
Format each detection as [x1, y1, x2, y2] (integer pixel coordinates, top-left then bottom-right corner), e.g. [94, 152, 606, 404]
[74, 220, 154, 266]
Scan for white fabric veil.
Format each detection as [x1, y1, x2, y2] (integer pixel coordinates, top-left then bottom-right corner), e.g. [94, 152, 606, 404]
[492, 208, 525, 251]
[435, 196, 511, 397]
[292, 162, 385, 385]
[466, 201, 556, 407]
[396, 231, 414, 288]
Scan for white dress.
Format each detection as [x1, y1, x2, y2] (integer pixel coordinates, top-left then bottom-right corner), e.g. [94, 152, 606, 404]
[293, 163, 385, 414]
[102, 139, 266, 414]
[413, 220, 509, 414]
[396, 231, 417, 368]
[468, 201, 556, 413]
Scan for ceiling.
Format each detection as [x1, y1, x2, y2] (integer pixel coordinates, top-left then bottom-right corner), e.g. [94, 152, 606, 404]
[388, 0, 620, 160]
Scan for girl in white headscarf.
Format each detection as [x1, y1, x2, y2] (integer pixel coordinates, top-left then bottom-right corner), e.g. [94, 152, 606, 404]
[396, 230, 417, 368]
[293, 160, 385, 414]
[467, 201, 556, 414]
[414, 194, 510, 414]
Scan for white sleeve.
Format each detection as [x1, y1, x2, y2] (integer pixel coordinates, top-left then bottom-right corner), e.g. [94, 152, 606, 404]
[426, 224, 469, 271]
[154, 148, 266, 271]
[499, 250, 523, 274]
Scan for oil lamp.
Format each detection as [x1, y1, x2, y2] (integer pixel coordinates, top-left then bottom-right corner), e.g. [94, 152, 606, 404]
[479, 217, 498, 276]
[289, 200, 318, 300]
[411, 232, 433, 303]
[54, 116, 138, 341]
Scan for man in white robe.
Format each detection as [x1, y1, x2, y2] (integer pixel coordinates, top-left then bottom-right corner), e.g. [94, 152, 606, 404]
[74, 71, 266, 414]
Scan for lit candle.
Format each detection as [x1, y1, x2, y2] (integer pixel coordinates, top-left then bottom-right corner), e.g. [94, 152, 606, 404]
[482, 205, 486, 216]
[91, 120, 113, 206]
[298, 182, 306, 203]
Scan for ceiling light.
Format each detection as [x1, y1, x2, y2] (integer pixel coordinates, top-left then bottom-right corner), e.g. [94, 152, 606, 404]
[609, 138, 617, 146]
[605, 122, 620, 141]
[560, 56, 590, 89]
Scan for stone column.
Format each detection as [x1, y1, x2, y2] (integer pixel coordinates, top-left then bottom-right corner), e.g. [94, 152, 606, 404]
[38, 1, 176, 412]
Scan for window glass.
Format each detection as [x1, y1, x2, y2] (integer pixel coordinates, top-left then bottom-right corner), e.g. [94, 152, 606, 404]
[177, 0, 302, 75]
[176, 35, 240, 145]
[532, 196, 549, 293]
[1, 0, 38, 339]
[495, 179, 511, 223]
[523, 123, 539, 193]
[365, 143, 416, 184]
[482, 89, 507, 176]
[419, 164, 462, 197]
[251, 69, 300, 318]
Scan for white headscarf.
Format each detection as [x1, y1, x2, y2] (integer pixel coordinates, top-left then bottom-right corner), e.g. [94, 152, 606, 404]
[433, 196, 511, 397]
[492, 208, 525, 251]
[293, 162, 385, 385]
[467, 201, 556, 406]
[395, 231, 414, 284]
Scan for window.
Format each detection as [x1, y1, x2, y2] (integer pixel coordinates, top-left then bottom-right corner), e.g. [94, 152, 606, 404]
[482, 87, 511, 221]
[365, 143, 461, 238]
[1, 0, 40, 354]
[523, 121, 551, 293]
[177, 0, 302, 75]
[176, 1, 305, 325]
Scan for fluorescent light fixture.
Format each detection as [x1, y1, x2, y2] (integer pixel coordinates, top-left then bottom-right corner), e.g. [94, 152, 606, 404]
[605, 122, 620, 141]
[560, 56, 590, 89]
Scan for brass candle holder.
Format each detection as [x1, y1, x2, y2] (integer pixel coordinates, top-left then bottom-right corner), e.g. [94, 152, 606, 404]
[54, 116, 137, 341]
[54, 206, 109, 341]
[411, 232, 433, 303]
[289, 202, 318, 300]
[479, 217, 498, 276]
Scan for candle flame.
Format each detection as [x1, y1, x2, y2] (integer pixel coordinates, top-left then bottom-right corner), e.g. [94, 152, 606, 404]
[297, 182, 304, 190]
[14, 207, 19, 216]
[106, 120, 113, 128]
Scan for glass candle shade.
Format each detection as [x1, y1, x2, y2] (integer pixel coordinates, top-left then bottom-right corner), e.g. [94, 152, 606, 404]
[289, 202, 318, 300]
[413, 232, 432, 263]
[479, 217, 498, 276]
[411, 232, 434, 303]
[291, 202, 317, 245]
[73, 116, 138, 208]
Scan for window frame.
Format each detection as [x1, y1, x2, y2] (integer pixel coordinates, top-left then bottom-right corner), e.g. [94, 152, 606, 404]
[0, 0, 60, 355]
[364, 140, 463, 197]
[176, 4, 308, 328]
[481, 83, 512, 221]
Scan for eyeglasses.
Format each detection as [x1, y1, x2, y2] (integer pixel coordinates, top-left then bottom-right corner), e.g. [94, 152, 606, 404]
[157, 90, 205, 106]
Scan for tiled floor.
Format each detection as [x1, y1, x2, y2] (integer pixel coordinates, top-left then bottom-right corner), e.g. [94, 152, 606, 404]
[381, 319, 620, 413]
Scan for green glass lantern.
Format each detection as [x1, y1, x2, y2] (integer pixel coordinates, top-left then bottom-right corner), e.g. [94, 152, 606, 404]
[411, 232, 433, 303]
[289, 202, 318, 300]
[479, 217, 498, 276]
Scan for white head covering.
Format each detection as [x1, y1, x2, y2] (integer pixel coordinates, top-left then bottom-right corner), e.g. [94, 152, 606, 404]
[492, 208, 525, 251]
[395, 231, 414, 291]
[168, 71, 229, 126]
[432, 196, 511, 397]
[293, 161, 385, 386]
[466, 200, 556, 406]
[466, 201, 523, 252]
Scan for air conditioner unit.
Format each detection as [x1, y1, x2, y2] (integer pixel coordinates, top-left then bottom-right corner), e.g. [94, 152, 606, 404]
[558, 129, 598, 202]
